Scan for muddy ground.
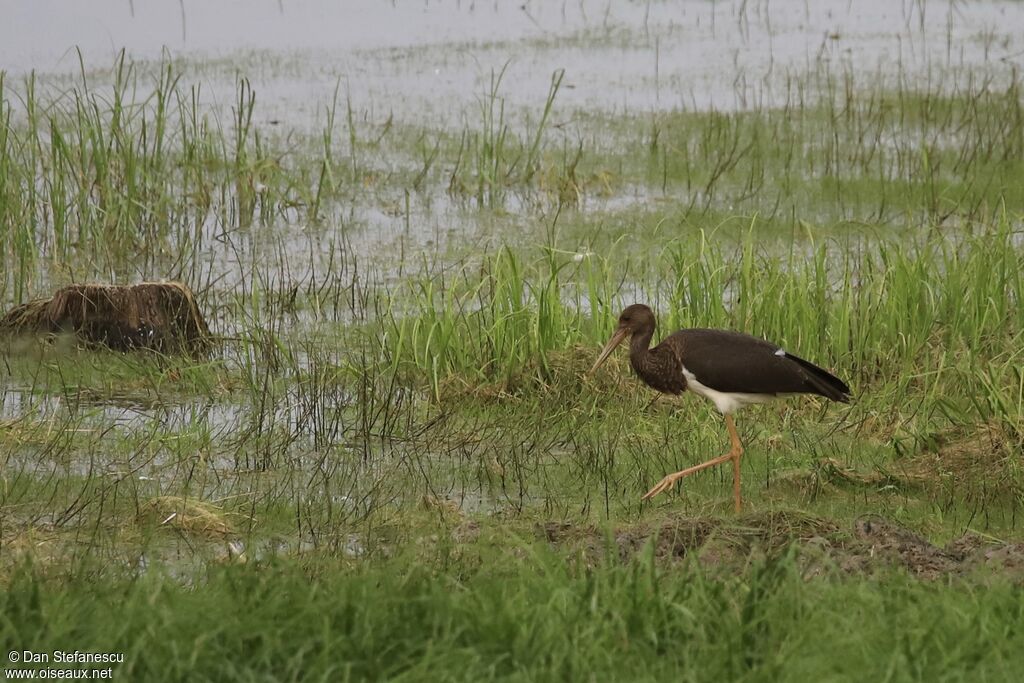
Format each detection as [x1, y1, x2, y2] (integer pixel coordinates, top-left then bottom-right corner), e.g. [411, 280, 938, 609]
[523, 512, 1024, 580]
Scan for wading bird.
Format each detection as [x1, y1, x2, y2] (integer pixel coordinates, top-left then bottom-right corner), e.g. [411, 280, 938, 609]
[589, 304, 849, 512]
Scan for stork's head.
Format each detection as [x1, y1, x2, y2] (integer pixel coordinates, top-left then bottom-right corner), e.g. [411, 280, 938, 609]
[588, 304, 656, 374]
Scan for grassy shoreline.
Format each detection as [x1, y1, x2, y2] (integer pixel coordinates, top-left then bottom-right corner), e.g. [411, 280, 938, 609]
[2, 44, 1024, 680]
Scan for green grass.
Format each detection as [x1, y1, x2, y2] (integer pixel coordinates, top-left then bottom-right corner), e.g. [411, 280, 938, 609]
[380, 219, 1023, 451]
[3, 548, 1024, 682]
[2, 40, 1024, 682]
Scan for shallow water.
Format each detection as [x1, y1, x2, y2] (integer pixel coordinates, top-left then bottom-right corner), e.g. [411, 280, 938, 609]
[2, 1, 1022, 543]
[4, 0, 1022, 124]
[3, 1, 1019, 299]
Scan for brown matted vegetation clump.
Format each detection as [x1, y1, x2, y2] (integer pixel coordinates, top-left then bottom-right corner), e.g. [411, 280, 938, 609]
[138, 496, 234, 539]
[0, 281, 210, 353]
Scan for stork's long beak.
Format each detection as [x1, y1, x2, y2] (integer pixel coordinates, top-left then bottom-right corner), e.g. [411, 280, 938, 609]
[588, 327, 628, 375]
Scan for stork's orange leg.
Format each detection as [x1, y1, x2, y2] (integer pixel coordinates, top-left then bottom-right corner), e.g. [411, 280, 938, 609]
[642, 415, 745, 512]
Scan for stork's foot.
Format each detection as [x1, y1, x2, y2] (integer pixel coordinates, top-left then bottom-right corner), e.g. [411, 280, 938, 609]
[640, 472, 684, 500]
[640, 451, 736, 501]
[643, 415, 746, 512]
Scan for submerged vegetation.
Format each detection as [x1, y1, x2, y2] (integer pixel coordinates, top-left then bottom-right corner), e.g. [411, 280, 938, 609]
[2, 7, 1024, 678]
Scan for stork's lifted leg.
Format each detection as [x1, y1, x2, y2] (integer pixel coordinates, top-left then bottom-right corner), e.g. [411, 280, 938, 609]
[641, 415, 745, 513]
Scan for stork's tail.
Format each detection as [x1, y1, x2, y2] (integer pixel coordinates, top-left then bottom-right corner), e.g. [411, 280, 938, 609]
[788, 354, 851, 403]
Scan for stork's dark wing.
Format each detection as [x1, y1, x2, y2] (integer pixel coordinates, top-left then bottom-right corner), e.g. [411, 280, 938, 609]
[663, 329, 850, 402]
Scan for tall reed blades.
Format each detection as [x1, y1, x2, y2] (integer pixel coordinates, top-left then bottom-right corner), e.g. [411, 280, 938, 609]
[380, 217, 1023, 425]
[0, 54, 324, 301]
[448, 67, 569, 207]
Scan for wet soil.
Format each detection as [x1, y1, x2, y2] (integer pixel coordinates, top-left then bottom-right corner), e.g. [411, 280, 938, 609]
[538, 512, 1024, 580]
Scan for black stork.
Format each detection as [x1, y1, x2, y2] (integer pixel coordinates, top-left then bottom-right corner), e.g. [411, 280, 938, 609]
[589, 304, 850, 512]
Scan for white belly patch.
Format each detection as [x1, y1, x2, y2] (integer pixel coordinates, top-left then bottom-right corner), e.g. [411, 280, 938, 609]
[682, 366, 777, 414]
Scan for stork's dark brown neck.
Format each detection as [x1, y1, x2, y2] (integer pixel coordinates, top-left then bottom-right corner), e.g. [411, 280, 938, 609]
[628, 324, 657, 379]
[629, 325, 654, 361]
[628, 322, 686, 395]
